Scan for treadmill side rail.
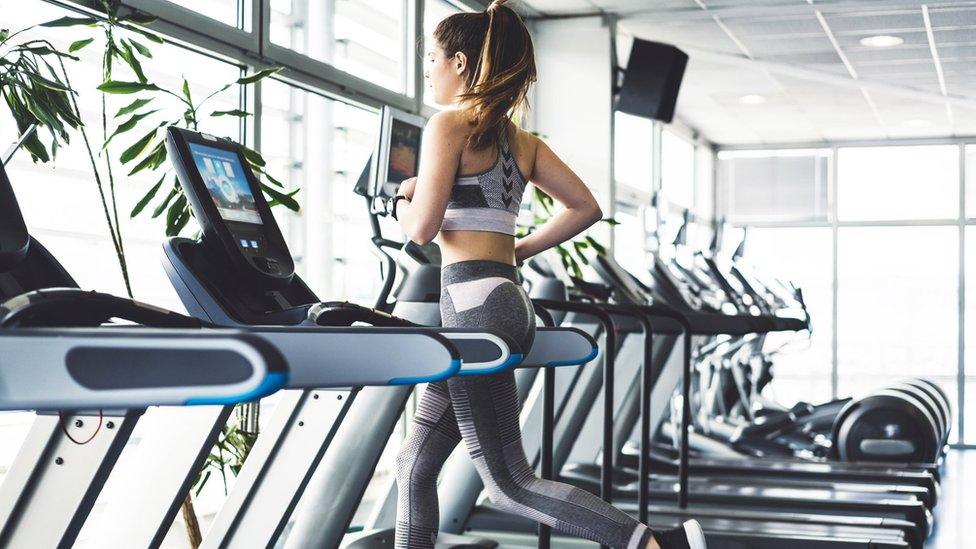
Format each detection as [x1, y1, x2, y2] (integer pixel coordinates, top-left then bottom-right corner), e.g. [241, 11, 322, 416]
[0, 328, 287, 410]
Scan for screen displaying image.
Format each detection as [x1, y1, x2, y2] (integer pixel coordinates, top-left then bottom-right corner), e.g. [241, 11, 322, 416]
[387, 118, 422, 184]
[189, 142, 262, 225]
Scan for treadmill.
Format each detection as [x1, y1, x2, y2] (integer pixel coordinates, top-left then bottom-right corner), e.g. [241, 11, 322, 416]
[0, 142, 500, 549]
[115, 118, 595, 549]
[614, 215, 940, 491]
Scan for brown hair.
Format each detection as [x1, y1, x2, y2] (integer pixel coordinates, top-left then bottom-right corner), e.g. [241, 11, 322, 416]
[433, 0, 537, 149]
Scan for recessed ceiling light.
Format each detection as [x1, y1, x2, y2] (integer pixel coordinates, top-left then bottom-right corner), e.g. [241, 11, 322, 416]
[860, 35, 904, 47]
[739, 94, 766, 105]
[903, 119, 931, 128]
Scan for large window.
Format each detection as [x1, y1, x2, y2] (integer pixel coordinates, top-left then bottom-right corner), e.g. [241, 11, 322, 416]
[746, 227, 834, 405]
[836, 226, 959, 436]
[166, 0, 248, 28]
[837, 145, 958, 221]
[661, 129, 695, 209]
[259, 79, 381, 303]
[721, 143, 976, 445]
[270, 0, 409, 93]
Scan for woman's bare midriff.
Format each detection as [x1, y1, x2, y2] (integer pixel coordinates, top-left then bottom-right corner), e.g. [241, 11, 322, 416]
[437, 230, 516, 266]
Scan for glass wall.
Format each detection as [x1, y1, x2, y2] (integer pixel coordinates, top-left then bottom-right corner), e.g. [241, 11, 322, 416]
[270, 0, 408, 93]
[747, 227, 834, 405]
[661, 128, 695, 210]
[719, 143, 974, 444]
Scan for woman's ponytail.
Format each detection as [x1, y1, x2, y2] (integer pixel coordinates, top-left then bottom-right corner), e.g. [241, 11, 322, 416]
[434, 0, 536, 149]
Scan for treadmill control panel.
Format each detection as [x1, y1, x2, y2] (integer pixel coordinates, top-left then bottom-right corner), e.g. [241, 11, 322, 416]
[166, 128, 296, 288]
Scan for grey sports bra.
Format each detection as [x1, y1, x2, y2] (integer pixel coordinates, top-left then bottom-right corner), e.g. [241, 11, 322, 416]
[441, 128, 528, 236]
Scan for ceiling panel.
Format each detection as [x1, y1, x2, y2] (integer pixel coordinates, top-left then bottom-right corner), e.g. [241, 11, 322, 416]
[524, 0, 976, 145]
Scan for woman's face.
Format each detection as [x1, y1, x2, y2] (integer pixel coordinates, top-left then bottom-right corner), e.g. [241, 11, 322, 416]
[425, 43, 466, 106]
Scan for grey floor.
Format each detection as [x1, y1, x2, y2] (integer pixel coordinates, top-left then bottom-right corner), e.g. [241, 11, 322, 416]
[928, 449, 973, 549]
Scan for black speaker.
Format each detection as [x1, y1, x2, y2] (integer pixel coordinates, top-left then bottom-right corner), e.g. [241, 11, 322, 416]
[616, 39, 688, 123]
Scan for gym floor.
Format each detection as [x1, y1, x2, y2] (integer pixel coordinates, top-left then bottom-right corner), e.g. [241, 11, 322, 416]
[485, 451, 974, 549]
[928, 450, 973, 549]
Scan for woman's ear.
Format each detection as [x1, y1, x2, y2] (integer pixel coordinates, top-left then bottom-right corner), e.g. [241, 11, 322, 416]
[454, 51, 468, 76]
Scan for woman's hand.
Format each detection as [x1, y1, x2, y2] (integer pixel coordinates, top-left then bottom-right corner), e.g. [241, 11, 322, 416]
[399, 177, 418, 199]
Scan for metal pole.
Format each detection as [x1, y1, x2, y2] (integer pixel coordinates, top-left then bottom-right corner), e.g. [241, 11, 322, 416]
[639, 321, 653, 523]
[538, 367, 554, 548]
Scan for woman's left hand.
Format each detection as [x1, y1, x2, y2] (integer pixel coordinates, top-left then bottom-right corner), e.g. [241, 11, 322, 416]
[399, 177, 418, 199]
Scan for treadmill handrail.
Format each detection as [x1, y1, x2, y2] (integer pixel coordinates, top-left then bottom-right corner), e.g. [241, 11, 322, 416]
[0, 327, 288, 410]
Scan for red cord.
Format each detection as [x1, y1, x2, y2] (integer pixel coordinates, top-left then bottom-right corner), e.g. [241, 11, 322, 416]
[58, 409, 104, 445]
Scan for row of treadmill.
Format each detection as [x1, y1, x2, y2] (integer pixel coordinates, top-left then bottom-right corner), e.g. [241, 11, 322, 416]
[0, 106, 950, 549]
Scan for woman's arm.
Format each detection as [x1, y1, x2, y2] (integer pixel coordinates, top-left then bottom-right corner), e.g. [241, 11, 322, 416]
[395, 111, 464, 244]
[515, 138, 603, 262]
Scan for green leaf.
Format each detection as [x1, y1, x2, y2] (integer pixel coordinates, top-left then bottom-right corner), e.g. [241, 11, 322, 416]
[261, 183, 300, 211]
[104, 109, 160, 148]
[182, 78, 192, 104]
[130, 175, 165, 218]
[166, 194, 187, 228]
[119, 14, 159, 26]
[128, 141, 167, 176]
[68, 38, 94, 52]
[263, 172, 285, 188]
[211, 109, 251, 118]
[118, 41, 147, 83]
[120, 126, 159, 164]
[129, 26, 164, 44]
[115, 97, 152, 118]
[127, 39, 152, 58]
[0, 29, 10, 43]
[237, 67, 283, 85]
[240, 145, 266, 168]
[40, 16, 98, 28]
[97, 80, 159, 94]
[585, 235, 607, 255]
[152, 183, 179, 218]
[601, 217, 620, 226]
[27, 72, 70, 92]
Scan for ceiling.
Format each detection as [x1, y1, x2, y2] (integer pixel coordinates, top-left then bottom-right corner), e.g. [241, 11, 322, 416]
[519, 0, 976, 146]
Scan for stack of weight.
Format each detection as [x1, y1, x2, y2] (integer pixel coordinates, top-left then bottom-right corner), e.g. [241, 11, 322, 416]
[832, 378, 952, 465]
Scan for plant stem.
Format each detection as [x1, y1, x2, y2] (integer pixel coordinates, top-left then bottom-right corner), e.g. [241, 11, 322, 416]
[101, 25, 132, 297]
[55, 54, 131, 297]
[180, 494, 203, 549]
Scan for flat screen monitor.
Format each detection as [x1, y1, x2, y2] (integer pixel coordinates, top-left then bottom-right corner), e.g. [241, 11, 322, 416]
[372, 106, 426, 199]
[188, 142, 262, 225]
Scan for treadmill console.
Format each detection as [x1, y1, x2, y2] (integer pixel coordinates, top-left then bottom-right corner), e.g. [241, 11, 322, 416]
[166, 128, 295, 289]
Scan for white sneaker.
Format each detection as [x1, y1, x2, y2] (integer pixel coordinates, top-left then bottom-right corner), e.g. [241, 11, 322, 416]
[682, 520, 707, 549]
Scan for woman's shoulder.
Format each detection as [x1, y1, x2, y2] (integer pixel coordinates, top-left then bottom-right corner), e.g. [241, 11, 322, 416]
[508, 122, 540, 157]
[426, 109, 470, 137]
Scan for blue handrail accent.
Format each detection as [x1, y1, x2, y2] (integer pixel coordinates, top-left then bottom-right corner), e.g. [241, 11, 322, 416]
[185, 371, 289, 406]
[546, 346, 599, 367]
[458, 353, 525, 377]
[388, 357, 463, 385]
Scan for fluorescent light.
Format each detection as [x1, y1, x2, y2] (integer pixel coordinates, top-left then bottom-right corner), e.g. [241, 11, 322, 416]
[739, 94, 766, 105]
[860, 35, 904, 47]
[903, 119, 931, 128]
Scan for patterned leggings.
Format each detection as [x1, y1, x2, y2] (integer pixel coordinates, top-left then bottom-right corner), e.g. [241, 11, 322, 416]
[394, 260, 651, 549]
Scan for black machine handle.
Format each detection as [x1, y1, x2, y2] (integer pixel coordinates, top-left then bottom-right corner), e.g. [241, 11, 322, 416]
[306, 301, 419, 328]
[0, 288, 204, 329]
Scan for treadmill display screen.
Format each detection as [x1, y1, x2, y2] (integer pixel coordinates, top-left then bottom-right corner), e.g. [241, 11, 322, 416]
[189, 143, 262, 225]
[387, 118, 422, 185]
